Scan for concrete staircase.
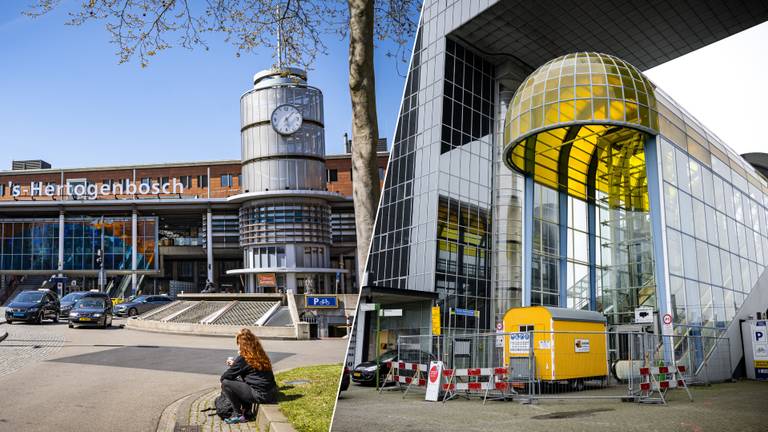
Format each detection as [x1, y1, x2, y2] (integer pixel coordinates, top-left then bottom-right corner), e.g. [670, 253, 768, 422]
[1, 275, 49, 306]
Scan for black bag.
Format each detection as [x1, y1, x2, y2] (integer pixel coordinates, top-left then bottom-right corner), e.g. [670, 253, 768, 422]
[213, 393, 234, 420]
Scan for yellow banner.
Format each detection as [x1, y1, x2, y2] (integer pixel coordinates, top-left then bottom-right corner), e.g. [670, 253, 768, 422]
[431, 306, 441, 336]
[755, 360, 768, 368]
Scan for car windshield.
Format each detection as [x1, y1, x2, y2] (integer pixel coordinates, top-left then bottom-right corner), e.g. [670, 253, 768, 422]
[15, 291, 45, 302]
[131, 296, 149, 303]
[61, 292, 85, 302]
[376, 351, 398, 363]
[75, 298, 106, 309]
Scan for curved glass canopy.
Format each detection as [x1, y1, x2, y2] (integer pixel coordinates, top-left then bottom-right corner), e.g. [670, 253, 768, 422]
[503, 52, 659, 211]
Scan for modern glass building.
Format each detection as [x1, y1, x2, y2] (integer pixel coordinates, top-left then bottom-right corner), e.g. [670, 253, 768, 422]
[352, 0, 768, 375]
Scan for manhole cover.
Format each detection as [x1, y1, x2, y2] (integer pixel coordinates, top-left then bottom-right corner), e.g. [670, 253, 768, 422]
[531, 408, 613, 420]
[285, 379, 312, 386]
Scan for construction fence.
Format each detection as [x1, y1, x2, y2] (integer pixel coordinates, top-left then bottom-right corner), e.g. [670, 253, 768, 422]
[393, 330, 731, 403]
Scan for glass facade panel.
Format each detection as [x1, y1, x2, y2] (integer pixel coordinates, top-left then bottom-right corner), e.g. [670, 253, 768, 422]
[0, 217, 157, 271]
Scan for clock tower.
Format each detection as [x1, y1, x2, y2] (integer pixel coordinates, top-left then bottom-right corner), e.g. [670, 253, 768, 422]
[230, 67, 345, 295]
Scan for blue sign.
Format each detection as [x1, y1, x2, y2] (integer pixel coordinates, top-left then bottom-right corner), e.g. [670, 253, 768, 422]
[453, 308, 478, 317]
[305, 295, 338, 308]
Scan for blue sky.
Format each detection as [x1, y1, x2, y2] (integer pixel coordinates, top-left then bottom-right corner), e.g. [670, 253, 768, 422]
[0, 4, 766, 170]
[0, 3, 407, 169]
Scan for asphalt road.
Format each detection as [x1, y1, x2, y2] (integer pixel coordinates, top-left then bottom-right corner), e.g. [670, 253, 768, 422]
[0, 317, 347, 432]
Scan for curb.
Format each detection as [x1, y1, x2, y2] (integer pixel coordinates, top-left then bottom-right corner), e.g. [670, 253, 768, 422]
[157, 386, 297, 432]
[0, 329, 7, 343]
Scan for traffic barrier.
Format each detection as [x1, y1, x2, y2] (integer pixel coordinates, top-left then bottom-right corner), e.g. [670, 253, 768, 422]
[638, 363, 693, 404]
[379, 361, 428, 398]
[442, 367, 516, 404]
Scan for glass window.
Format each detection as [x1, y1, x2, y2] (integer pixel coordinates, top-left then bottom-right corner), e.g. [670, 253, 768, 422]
[692, 199, 706, 240]
[678, 192, 693, 236]
[685, 279, 701, 326]
[196, 175, 208, 188]
[327, 169, 338, 182]
[675, 149, 690, 193]
[688, 159, 702, 200]
[702, 168, 714, 203]
[709, 245, 722, 287]
[666, 229, 683, 276]
[682, 233, 698, 280]
[713, 175, 725, 211]
[221, 174, 233, 187]
[696, 239, 710, 283]
[664, 185, 680, 230]
[669, 275, 686, 324]
[721, 249, 732, 290]
[660, 140, 677, 183]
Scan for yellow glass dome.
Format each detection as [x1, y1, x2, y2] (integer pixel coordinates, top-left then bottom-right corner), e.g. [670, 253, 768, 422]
[503, 52, 659, 211]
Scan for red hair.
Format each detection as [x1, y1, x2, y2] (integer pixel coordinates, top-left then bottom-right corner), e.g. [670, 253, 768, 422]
[236, 328, 272, 371]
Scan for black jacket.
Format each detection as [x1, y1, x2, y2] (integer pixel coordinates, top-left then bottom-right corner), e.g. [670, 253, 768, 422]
[221, 356, 277, 399]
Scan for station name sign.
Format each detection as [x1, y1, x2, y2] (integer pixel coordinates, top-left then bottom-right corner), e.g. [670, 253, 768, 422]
[8, 179, 185, 199]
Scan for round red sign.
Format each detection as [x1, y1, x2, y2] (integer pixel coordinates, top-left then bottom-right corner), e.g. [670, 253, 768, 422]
[663, 313, 672, 325]
[429, 365, 439, 383]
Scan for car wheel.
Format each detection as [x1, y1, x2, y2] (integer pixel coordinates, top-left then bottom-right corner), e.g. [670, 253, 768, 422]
[53, 314, 59, 324]
[68, 323, 74, 329]
[5, 320, 11, 325]
[35, 312, 43, 325]
[128, 308, 138, 317]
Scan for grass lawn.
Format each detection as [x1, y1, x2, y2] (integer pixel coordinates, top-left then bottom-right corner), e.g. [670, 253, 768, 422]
[275, 363, 342, 432]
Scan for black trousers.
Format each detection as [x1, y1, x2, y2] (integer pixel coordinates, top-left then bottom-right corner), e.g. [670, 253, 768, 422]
[221, 379, 273, 416]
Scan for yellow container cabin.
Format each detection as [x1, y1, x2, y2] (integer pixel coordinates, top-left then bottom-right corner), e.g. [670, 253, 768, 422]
[503, 306, 608, 382]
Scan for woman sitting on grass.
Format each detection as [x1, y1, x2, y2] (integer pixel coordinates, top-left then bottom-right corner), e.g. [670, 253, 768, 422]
[220, 328, 278, 424]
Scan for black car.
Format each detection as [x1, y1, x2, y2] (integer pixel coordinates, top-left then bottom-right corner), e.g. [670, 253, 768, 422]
[5, 289, 60, 324]
[68, 293, 113, 329]
[58, 291, 90, 319]
[351, 350, 435, 386]
[339, 366, 351, 393]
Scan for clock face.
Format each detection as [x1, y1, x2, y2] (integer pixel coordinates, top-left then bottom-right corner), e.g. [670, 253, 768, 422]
[271, 104, 303, 135]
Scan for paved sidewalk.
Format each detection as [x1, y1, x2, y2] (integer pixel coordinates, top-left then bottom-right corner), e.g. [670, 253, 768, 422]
[333, 380, 768, 432]
[0, 323, 65, 379]
[157, 387, 259, 432]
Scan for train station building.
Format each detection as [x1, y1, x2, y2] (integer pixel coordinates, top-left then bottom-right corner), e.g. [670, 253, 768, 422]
[352, 0, 768, 380]
[0, 68, 388, 305]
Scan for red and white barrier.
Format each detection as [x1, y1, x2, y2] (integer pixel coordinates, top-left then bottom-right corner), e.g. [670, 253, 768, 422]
[442, 367, 515, 404]
[379, 361, 428, 398]
[638, 364, 692, 404]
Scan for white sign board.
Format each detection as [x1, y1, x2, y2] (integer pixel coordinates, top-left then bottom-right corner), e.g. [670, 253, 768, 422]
[575, 338, 590, 353]
[509, 332, 530, 355]
[495, 335, 505, 348]
[359, 303, 377, 312]
[661, 313, 674, 336]
[538, 340, 552, 350]
[425, 361, 443, 402]
[634, 306, 654, 324]
[379, 309, 403, 317]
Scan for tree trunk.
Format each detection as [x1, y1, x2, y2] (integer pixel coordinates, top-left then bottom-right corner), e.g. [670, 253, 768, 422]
[347, 0, 381, 289]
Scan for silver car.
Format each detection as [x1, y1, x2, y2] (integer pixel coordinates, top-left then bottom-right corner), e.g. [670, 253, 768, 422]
[113, 295, 173, 317]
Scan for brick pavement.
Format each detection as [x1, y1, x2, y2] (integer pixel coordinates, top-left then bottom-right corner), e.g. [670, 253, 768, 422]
[0, 322, 65, 379]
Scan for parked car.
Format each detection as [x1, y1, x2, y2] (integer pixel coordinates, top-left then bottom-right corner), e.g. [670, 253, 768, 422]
[59, 291, 89, 319]
[5, 289, 60, 324]
[68, 293, 113, 329]
[113, 295, 173, 317]
[339, 366, 351, 393]
[351, 350, 436, 386]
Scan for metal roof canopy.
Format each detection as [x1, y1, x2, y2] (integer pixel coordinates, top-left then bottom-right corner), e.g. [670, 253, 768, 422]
[451, 0, 768, 72]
